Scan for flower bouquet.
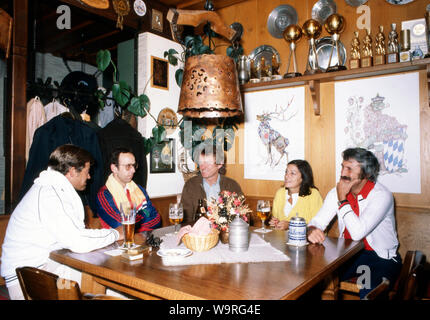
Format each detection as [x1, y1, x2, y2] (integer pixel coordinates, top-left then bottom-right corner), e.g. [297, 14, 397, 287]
[206, 190, 251, 232]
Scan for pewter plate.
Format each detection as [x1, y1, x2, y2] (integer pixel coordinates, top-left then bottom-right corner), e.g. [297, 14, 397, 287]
[267, 4, 298, 39]
[345, 0, 368, 6]
[312, 0, 337, 24]
[248, 45, 281, 71]
[385, 0, 414, 4]
[314, 36, 346, 71]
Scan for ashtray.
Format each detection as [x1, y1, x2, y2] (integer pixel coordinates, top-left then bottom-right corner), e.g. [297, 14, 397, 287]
[157, 248, 192, 262]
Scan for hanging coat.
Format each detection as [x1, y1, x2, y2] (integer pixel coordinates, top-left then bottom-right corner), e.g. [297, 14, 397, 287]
[26, 97, 47, 161]
[97, 117, 148, 189]
[19, 114, 104, 213]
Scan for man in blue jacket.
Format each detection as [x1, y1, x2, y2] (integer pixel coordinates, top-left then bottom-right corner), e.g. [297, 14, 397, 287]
[96, 148, 161, 235]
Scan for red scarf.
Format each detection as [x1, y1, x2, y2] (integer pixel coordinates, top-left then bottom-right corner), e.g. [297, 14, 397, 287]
[343, 180, 375, 251]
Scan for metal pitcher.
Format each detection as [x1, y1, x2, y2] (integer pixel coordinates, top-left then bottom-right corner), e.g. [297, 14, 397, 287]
[237, 55, 250, 85]
[229, 215, 249, 252]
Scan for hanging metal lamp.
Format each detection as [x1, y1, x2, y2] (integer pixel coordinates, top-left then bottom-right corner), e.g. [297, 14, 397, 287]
[177, 54, 243, 118]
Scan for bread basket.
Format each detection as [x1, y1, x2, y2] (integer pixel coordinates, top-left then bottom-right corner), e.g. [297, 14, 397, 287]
[182, 229, 220, 252]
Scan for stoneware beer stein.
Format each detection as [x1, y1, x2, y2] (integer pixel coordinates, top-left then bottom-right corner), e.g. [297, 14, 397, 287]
[229, 215, 249, 252]
[288, 213, 307, 246]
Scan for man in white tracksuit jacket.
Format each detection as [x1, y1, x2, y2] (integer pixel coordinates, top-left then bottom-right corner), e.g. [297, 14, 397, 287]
[307, 148, 402, 299]
[1, 144, 121, 300]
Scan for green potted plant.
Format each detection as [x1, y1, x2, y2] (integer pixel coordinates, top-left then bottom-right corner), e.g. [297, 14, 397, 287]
[163, 28, 243, 172]
[95, 49, 166, 155]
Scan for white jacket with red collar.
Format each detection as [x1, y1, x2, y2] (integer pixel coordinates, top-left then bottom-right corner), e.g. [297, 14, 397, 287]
[308, 181, 399, 260]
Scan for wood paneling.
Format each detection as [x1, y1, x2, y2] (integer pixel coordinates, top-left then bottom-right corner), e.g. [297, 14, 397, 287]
[214, 0, 430, 210]
[8, 0, 28, 209]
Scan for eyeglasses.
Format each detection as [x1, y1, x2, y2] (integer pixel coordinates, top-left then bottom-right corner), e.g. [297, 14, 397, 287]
[118, 163, 138, 170]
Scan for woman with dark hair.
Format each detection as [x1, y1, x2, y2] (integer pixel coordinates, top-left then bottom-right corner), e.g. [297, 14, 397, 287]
[269, 160, 323, 230]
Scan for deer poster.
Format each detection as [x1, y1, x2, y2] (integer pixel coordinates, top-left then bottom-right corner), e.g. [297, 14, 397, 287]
[334, 72, 421, 194]
[244, 86, 305, 181]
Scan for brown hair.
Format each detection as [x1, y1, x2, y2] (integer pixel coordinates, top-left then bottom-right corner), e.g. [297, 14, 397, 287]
[48, 144, 94, 175]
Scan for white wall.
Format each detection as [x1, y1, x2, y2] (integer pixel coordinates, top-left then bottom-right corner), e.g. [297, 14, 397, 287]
[137, 32, 186, 198]
[35, 52, 101, 86]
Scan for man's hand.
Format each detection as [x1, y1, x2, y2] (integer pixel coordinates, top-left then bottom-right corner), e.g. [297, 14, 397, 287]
[115, 226, 124, 241]
[307, 226, 325, 244]
[336, 177, 361, 201]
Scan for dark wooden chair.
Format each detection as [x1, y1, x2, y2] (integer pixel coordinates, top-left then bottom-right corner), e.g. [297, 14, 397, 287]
[16, 266, 126, 300]
[363, 277, 390, 300]
[389, 250, 425, 300]
[340, 250, 426, 300]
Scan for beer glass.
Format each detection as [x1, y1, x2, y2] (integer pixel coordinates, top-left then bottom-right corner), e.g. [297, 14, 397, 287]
[256, 200, 271, 233]
[169, 203, 184, 234]
[120, 201, 136, 249]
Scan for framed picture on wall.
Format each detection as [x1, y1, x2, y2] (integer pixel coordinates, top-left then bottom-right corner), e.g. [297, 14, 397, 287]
[151, 56, 169, 90]
[150, 139, 175, 173]
[151, 9, 163, 32]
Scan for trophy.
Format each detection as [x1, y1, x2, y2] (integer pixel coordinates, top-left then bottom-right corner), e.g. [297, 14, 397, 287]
[302, 19, 322, 75]
[283, 24, 303, 78]
[324, 13, 347, 72]
[361, 28, 373, 68]
[399, 29, 411, 62]
[387, 23, 400, 63]
[249, 59, 260, 83]
[271, 54, 282, 80]
[260, 56, 271, 82]
[374, 25, 386, 65]
[350, 31, 361, 69]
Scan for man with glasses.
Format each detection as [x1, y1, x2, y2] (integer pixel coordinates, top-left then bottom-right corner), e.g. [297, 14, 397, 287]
[96, 147, 161, 236]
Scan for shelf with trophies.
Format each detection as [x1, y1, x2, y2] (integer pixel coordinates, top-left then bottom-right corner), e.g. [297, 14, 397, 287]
[241, 13, 430, 116]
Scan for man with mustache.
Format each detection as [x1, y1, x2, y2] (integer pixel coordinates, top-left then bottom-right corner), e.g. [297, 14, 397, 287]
[307, 148, 402, 299]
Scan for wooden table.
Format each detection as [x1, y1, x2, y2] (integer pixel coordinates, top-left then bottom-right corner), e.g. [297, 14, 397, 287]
[49, 228, 363, 300]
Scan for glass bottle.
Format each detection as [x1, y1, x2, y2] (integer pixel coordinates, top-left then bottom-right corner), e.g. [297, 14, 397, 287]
[195, 199, 207, 220]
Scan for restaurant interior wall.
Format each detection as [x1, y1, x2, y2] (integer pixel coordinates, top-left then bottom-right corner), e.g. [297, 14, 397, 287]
[35, 52, 101, 88]
[207, 0, 430, 258]
[118, 39, 135, 93]
[214, 0, 430, 204]
[136, 32, 185, 198]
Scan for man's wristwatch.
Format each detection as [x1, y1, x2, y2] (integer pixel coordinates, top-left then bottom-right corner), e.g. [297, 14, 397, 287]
[338, 199, 348, 207]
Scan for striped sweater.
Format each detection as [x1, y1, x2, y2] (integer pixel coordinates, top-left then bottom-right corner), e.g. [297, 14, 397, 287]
[96, 185, 161, 232]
